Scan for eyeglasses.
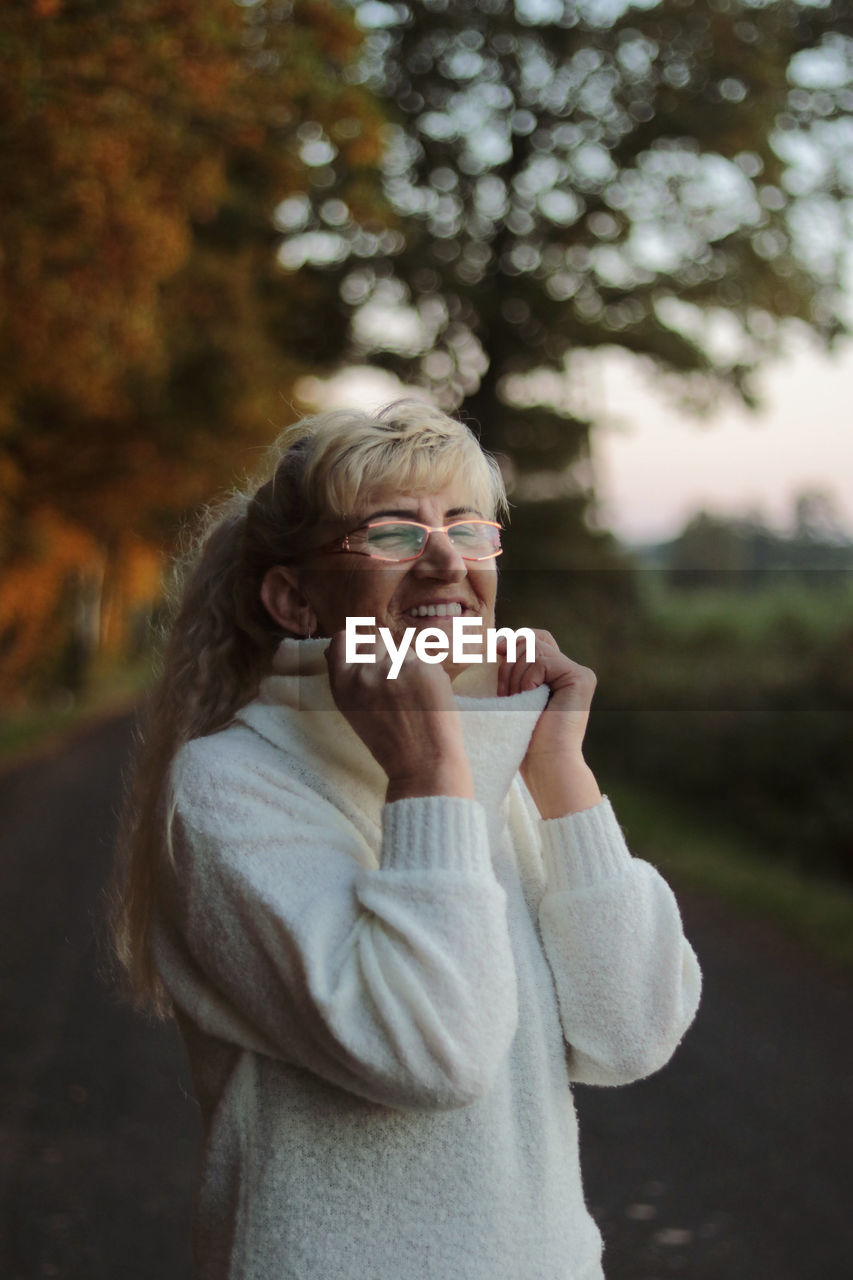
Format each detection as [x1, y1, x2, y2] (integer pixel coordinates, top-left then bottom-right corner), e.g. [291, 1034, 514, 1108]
[311, 518, 503, 563]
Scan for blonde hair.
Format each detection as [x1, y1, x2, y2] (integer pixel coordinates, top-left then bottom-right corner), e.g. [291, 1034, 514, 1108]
[109, 399, 506, 1015]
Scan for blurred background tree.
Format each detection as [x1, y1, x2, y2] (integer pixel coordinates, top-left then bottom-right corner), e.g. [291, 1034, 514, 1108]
[0, 0, 386, 700]
[278, 0, 852, 634]
[659, 494, 853, 589]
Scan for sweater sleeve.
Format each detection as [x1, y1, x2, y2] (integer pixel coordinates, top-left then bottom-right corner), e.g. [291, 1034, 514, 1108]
[152, 735, 519, 1112]
[532, 793, 702, 1086]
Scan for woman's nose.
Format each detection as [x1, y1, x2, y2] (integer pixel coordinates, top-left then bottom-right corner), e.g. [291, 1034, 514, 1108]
[412, 529, 467, 577]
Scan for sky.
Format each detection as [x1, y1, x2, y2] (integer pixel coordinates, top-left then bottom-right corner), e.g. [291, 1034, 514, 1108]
[588, 337, 853, 544]
[297, 334, 853, 547]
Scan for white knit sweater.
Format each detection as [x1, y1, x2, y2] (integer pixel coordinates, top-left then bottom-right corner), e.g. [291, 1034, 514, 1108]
[153, 638, 701, 1280]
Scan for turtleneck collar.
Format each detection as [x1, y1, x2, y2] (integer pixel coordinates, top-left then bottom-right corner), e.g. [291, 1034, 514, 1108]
[234, 637, 549, 817]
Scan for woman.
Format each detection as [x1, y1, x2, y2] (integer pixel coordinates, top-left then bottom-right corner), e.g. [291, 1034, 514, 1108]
[112, 399, 701, 1280]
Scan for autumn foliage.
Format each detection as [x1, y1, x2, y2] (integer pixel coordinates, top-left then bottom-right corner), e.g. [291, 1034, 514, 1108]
[0, 0, 386, 702]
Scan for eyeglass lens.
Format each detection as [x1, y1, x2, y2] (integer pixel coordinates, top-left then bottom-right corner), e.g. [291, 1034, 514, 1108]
[362, 521, 500, 560]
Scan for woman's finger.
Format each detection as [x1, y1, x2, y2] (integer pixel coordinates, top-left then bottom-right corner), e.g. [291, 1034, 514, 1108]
[508, 658, 549, 696]
[495, 629, 564, 696]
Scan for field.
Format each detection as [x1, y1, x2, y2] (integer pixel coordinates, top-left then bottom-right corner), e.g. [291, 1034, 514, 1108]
[585, 569, 852, 891]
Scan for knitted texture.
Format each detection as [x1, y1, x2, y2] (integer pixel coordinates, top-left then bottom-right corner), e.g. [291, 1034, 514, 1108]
[153, 638, 702, 1280]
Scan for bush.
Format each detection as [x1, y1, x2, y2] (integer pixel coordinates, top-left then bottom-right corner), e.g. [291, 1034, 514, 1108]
[584, 581, 853, 885]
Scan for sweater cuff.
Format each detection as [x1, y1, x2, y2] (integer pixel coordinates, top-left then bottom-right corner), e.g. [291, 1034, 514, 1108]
[539, 796, 633, 892]
[381, 795, 492, 875]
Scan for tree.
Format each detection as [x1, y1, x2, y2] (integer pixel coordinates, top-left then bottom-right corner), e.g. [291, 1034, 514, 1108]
[278, 0, 852, 626]
[663, 501, 853, 590]
[0, 0, 387, 699]
[0, 0, 386, 543]
[338, 0, 852, 405]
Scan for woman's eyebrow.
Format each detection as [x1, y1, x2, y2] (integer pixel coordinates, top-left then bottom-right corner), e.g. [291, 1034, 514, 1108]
[446, 506, 482, 519]
[364, 506, 482, 521]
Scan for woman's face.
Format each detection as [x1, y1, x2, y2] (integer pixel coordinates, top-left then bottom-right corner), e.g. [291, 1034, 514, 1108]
[270, 480, 499, 681]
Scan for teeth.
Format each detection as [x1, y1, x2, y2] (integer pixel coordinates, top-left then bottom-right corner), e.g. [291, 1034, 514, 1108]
[406, 602, 464, 618]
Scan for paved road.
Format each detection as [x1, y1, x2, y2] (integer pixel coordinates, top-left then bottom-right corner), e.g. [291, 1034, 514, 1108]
[1, 713, 851, 1279]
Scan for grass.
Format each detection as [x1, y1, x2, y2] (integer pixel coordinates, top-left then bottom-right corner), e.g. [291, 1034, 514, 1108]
[634, 572, 853, 646]
[0, 657, 154, 771]
[606, 777, 853, 974]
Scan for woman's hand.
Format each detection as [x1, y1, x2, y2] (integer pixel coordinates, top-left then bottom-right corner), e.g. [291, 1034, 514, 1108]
[496, 629, 602, 818]
[325, 629, 474, 804]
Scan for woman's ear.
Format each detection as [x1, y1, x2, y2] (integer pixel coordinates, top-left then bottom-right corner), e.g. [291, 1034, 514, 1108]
[260, 566, 318, 637]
